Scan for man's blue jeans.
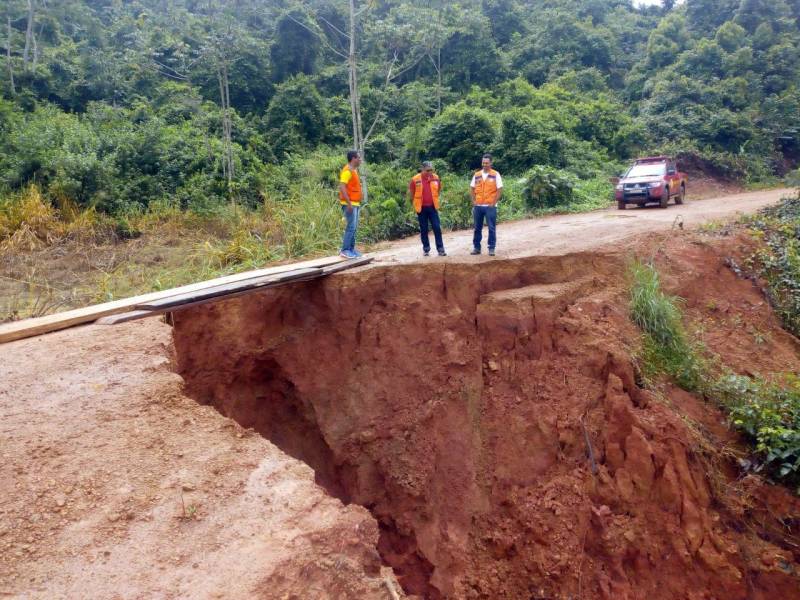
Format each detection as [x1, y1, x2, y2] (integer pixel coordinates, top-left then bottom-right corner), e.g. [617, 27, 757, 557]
[418, 206, 445, 253]
[472, 205, 497, 251]
[341, 204, 360, 252]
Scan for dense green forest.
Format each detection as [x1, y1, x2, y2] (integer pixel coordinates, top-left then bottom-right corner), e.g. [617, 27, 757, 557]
[1, 0, 799, 242]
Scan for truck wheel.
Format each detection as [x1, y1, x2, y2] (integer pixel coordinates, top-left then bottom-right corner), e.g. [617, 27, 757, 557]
[675, 184, 685, 205]
[660, 187, 669, 208]
[617, 200, 626, 210]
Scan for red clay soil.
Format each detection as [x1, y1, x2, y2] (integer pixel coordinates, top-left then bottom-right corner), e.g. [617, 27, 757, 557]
[0, 319, 403, 599]
[172, 230, 800, 599]
[3, 209, 800, 600]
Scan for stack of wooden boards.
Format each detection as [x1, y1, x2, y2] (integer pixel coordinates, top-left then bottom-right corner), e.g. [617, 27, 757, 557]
[0, 255, 372, 344]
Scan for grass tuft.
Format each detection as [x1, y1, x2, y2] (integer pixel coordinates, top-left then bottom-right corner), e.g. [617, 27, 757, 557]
[628, 260, 706, 392]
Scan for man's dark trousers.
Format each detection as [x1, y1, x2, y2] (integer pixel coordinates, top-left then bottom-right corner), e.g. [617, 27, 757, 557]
[472, 205, 497, 251]
[418, 205, 445, 253]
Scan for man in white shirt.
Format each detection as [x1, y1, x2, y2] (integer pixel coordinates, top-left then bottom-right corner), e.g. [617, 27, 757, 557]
[469, 154, 503, 256]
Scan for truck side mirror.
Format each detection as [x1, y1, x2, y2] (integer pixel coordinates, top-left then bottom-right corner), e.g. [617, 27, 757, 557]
[609, 177, 620, 185]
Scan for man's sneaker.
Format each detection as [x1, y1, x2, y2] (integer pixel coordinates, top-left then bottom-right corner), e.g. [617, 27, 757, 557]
[438, 250, 447, 257]
[352, 249, 363, 258]
[339, 250, 357, 259]
[470, 248, 481, 255]
[488, 249, 496, 256]
[423, 250, 430, 257]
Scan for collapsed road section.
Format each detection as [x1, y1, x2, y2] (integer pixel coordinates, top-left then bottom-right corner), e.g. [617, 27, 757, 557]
[173, 245, 800, 599]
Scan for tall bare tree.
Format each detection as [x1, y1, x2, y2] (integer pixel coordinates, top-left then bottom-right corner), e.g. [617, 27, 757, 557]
[6, 16, 15, 94]
[347, 0, 364, 159]
[22, 0, 34, 69]
[199, 11, 242, 204]
[426, 0, 448, 116]
[217, 57, 234, 191]
[32, 1, 45, 69]
[289, 0, 425, 202]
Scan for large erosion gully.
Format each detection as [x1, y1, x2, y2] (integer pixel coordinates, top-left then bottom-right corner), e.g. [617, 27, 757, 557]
[171, 253, 800, 599]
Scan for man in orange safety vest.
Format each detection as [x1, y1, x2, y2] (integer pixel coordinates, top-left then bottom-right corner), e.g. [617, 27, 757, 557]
[338, 149, 363, 259]
[408, 161, 447, 257]
[470, 154, 503, 256]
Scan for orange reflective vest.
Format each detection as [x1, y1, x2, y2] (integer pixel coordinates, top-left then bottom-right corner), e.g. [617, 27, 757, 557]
[472, 169, 500, 206]
[411, 172, 441, 213]
[339, 165, 362, 205]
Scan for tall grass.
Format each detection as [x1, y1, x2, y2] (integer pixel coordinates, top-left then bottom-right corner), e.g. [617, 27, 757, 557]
[628, 260, 706, 391]
[0, 185, 104, 250]
[266, 185, 342, 258]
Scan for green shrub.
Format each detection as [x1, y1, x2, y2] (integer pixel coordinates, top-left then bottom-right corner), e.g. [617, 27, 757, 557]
[362, 198, 416, 242]
[425, 104, 498, 172]
[744, 196, 800, 337]
[573, 178, 614, 211]
[521, 166, 576, 210]
[714, 374, 800, 487]
[264, 75, 330, 158]
[357, 164, 417, 242]
[499, 109, 561, 172]
[437, 172, 474, 231]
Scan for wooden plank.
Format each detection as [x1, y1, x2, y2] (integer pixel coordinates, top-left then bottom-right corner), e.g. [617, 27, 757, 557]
[0, 255, 345, 344]
[95, 310, 155, 325]
[97, 257, 375, 326]
[136, 267, 323, 310]
[319, 256, 373, 275]
[147, 256, 373, 313]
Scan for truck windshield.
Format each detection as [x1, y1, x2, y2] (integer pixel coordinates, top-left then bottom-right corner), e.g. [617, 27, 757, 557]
[626, 163, 666, 178]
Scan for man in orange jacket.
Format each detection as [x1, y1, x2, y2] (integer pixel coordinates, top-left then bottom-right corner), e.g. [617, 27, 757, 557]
[338, 150, 363, 259]
[470, 154, 503, 256]
[408, 161, 447, 257]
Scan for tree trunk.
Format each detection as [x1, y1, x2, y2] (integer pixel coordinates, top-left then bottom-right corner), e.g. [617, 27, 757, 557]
[223, 62, 234, 185]
[347, 0, 362, 152]
[436, 45, 442, 116]
[347, 0, 368, 203]
[433, 1, 444, 116]
[33, 21, 43, 69]
[23, 0, 34, 68]
[6, 17, 15, 95]
[217, 60, 235, 203]
[217, 69, 226, 182]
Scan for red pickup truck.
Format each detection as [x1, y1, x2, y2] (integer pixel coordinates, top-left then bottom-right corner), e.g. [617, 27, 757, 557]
[614, 156, 687, 209]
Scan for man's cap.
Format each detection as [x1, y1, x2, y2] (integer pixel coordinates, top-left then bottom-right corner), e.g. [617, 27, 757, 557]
[421, 161, 434, 169]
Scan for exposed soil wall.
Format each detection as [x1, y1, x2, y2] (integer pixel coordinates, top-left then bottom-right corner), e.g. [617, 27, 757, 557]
[172, 237, 800, 599]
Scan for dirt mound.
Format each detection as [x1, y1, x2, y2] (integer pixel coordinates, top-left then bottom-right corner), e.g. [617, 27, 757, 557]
[173, 233, 800, 599]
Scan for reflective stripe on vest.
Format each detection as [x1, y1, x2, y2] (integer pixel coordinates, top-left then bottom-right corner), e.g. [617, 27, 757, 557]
[411, 173, 441, 213]
[339, 165, 362, 205]
[473, 169, 499, 206]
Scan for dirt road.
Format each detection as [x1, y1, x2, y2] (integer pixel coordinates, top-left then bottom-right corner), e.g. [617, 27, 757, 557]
[0, 187, 796, 599]
[372, 187, 793, 263]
